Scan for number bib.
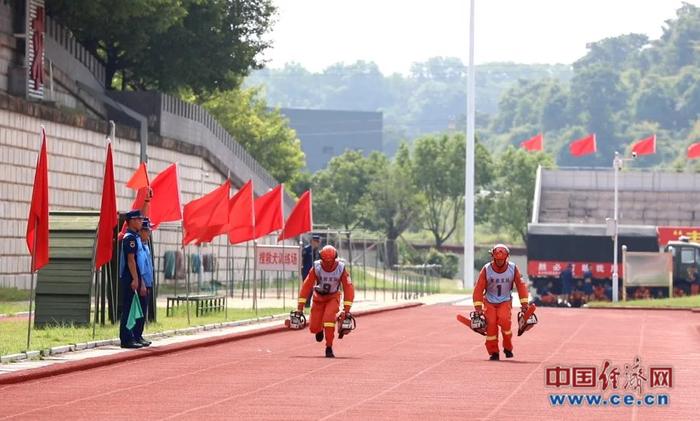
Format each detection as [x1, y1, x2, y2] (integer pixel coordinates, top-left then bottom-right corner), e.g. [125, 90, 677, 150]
[313, 261, 345, 295]
[484, 262, 515, 304]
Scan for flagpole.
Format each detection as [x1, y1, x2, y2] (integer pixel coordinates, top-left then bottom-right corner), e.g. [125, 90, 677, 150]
[225, 239, 230, 321]
[183, 238, 191, 324]
[26, 125, 47, 351]
[92, 132, 111, 339]
[26, 234, 37, 351]
[282, 242, 286, 311]
[91, 207, 99, 341]
[464, 0, 476, 289]
[253, 240, 258, 316]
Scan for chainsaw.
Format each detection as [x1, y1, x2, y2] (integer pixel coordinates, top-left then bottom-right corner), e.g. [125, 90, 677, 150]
[456, 311, 487, 336]
[337, 313, 356, 339]
[517, 303, 538, 336]
[284, 311, 307, 330]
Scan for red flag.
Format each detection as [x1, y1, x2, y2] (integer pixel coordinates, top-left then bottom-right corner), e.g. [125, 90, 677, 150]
[126, 162, 150, 190]
[194, 181, 233, 245]
[520, 133, 543, 152]
[278, 190, 312, 241]
[26, 129, 50, 271]
[148, 163, 182, 227]
[228, 180, 256, 244]
[95, 143, 118, 269]
[118, 163, 182, 238]
[688, 142, 700, 159]
[182, 180, 230, 245]
[254, 184, 284, 239]
[569, 134, 597, 157]
[631, 135, 656, 156]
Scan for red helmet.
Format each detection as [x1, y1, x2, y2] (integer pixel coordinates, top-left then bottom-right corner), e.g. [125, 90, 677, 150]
[319, 245, 338, 271]
[490, 244, 510, 267]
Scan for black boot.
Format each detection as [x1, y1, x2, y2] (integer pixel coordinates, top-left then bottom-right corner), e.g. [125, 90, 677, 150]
[489, 352, 499, 361]
[325, 346, 335, 358]
[504, 349, 514, 358]
[315, 331, 324, 342]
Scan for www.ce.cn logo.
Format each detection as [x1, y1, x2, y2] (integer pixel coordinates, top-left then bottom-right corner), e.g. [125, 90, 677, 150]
[545, 357, 672, 394]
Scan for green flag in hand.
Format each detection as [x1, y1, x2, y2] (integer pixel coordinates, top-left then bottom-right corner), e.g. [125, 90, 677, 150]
[126, 293, 144, 330]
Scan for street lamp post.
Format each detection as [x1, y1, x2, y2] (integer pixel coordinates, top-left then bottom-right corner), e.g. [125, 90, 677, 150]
[611, 151, 635, 302]
[464, 0, 476, 289]
[612, 152, 621, 302]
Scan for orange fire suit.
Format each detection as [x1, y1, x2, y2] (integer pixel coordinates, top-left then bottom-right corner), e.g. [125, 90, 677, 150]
[473, 262, 529, 355]
[297, 261, 355, 347]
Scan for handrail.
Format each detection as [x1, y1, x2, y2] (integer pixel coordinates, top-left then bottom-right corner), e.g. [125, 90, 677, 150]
[159, 93, 281, 192]
[45, 17, 105, 88]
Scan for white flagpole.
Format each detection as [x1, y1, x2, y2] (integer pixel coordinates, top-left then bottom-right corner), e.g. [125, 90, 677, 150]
[464, 0, 476, 289]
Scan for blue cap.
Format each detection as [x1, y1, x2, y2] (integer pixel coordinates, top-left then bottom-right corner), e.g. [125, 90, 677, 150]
[125, 209, 144, 220]
[311, 233, 321, 240]
[141, 218, 151, 231]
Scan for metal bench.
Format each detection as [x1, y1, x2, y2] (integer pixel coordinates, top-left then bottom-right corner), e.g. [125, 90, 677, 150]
[166, 294, 226, 317]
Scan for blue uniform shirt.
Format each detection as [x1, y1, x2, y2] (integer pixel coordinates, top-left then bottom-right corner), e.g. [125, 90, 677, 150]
[119, 230, 142, 282]
[138, 241, 154, 288]
[302, 244, 318, 279]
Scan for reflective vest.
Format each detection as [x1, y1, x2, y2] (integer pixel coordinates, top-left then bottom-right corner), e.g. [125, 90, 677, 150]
[484, 261, 515, 304]
[313, 260, 345, 295]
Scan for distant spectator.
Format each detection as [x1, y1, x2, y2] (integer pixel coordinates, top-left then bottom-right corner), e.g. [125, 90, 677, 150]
[559, 263, 573, 306]
[686, 264, 698, 295]
[569, 290, 585, 307]
[634, 286, 651, 300]
[582, 264, 594, 300]
[593, 284, 607, 301]
[536, 282, 557, 306]
[604, 283, 613, 301]
[301, 234, 322, 308]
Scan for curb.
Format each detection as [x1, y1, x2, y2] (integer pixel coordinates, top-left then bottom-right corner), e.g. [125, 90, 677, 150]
[0, 314, 290, 365]
[0, 302, 422, 385]
[584, 305, 700, 312]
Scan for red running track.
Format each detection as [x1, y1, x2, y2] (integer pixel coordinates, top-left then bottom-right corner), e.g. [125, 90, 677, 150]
[1, 305, 698, 420]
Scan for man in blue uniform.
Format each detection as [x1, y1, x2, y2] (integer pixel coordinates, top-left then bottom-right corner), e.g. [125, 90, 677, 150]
[119, 210, 144, 349]
[133, 218, 154, 347]
[301, 234, 321, 308]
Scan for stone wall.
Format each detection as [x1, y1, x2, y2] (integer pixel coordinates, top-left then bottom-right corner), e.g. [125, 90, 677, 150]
[0, 102, 290, 290]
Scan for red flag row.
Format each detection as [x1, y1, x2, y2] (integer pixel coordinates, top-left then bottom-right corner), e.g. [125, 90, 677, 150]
[180, 181, 312, 246]
[26, 128, 313, 273]
[520, 132, 700, 159]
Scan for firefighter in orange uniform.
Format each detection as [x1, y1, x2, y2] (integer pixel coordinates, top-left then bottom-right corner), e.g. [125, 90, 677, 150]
[297, 245, 355, 358]
[473, 244, 530, 360]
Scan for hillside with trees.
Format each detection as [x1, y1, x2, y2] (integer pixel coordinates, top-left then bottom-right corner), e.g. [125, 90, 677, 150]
[246, 60, 572, 155]
[249, 3, 700, 170]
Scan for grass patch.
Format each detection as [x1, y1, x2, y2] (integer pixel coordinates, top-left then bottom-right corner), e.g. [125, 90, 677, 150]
[587, 295, 700, 309]
[0, 287, 29, 301]
[0, 302, 29, 316]
[350, 268, 468, 295]
[0, 306, 286, 357]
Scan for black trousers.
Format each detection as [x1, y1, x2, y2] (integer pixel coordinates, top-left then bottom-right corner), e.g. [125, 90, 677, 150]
[134, 287, 152, 340]
[119, 280, 136, 345]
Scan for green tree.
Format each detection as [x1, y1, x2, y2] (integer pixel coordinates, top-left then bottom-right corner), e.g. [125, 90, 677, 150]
[633, 75, 676, 128]
[412, 134, 464, 248]
[360, 144, 423, 267]
[311, 150, 382, 230]
[202, 88, 305, 184]
[410, 133, 494, 247]
[574, 34, 650, 72]
[657, 3, 700, 72]
[485, 147, 555, 244]
[49, 0, 275, 93]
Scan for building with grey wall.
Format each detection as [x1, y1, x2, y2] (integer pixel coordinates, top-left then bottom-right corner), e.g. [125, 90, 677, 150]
[279, 108, 383, 172]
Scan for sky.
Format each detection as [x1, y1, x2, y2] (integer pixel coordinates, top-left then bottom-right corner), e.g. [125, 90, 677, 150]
[264, 0, 700, 75]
